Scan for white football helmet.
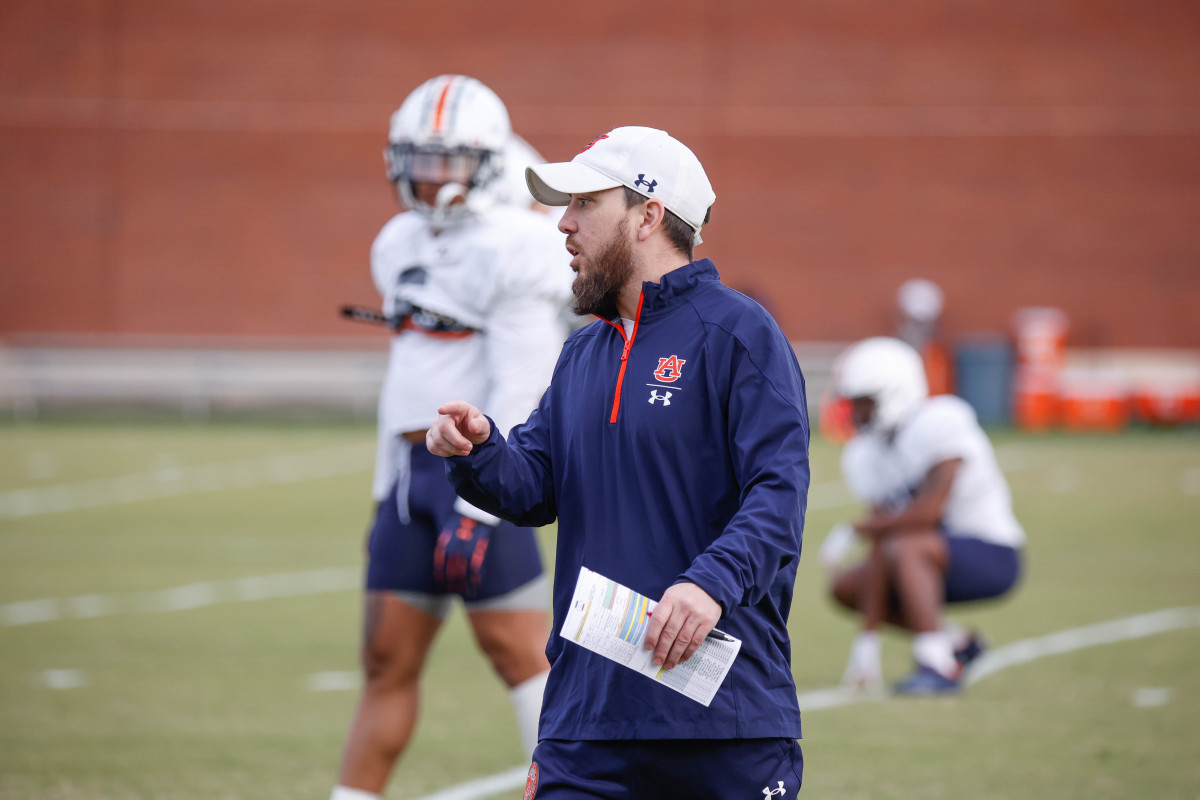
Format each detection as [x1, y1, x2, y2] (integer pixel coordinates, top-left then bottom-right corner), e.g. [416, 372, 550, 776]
[835, 337, 929, 433]
[493, 133, 546, 210]
[384, 75, 511, 229]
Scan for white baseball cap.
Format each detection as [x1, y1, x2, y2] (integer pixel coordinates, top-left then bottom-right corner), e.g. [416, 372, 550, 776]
[525, 126, 716, 244]
[896, 278, 944, 322]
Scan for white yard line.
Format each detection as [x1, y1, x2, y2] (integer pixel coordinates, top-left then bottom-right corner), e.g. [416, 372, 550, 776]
[0, 443, 374, 519]
[963, 605, 1200, 685]
[0, 473, 853, 627]
[1131, 687, 1172, 707]
[404, 604, 1200, 800]
[0, 482, 847, 628]
[1181, 466, 1200, 496]
[409, 768, 533, 800]
[0, 443, 1041, 522]
[308, 671, 362, 692]
[0, 442, 1048, 522]
[36, 668, 88, 689]
[1, 567, 360, 626]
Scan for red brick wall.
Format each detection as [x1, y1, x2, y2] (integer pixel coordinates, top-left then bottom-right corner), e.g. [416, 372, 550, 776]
[2, 0, 1198, 347]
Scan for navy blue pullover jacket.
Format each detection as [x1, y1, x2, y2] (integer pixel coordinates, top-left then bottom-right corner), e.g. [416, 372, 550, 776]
[447, 258, 809, 740]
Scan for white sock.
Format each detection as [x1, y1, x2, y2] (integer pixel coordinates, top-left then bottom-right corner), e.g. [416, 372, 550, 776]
[841, 630, 883, 689]
[509, 670, 549, 762]
[851, 630, 881, 664]
[913, 631, 958, 677]
[941, 619, 969, 650]
[330, 786, 380, 800]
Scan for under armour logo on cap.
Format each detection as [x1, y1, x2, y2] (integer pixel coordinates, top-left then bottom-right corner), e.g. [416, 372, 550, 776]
[524, 126, 716, 247]
[633, 174, 657, 193]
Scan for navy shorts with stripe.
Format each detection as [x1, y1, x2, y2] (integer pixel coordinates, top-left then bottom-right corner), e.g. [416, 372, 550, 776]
[942, 531, 1022, 603]
[526, 738, 803, 800]
[365, 445, 544, 599]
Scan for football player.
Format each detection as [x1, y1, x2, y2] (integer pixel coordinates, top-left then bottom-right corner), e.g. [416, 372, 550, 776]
[819, 337, 1025, 694]
[329, 75, 572, 800]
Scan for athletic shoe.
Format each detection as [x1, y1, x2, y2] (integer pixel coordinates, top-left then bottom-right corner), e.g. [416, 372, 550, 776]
[892, 664, 961, 696]
[954, 631, 988, 670]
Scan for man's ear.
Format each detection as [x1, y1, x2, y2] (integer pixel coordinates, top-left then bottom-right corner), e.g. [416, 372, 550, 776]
[634, 198, 666, 242]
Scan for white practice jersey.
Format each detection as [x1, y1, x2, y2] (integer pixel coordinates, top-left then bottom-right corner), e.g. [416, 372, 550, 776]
[841, 394, 1025, 548]
[370, 204, 573, 501]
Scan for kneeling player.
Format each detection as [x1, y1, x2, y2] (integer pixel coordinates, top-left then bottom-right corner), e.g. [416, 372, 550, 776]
[819, 337, 1025, 695]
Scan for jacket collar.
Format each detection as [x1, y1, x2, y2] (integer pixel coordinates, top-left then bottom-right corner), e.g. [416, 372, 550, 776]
[638, 258, 721, 316]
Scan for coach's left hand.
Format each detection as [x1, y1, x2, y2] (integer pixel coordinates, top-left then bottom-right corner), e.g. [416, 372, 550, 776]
[644, 582, 722, 670]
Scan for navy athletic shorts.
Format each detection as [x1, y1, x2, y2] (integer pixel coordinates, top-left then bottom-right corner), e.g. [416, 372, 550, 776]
[942, 532, 1022, 603]
[365, 445, 544, 601]
[525, 738, 803, 799]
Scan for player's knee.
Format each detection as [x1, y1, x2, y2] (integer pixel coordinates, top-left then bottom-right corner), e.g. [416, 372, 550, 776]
[831, 575, 857, 610]
[475, 628, 545, 685]
[881, 537, 904, 565]
[883, 530, 939, 566]
[475, 627, 519, 670]
[882, 534, 925, 564]
[360, 635, 424, 688]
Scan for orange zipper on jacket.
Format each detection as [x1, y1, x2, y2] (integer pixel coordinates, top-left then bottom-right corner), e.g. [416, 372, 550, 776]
[601, 292, 644, 423]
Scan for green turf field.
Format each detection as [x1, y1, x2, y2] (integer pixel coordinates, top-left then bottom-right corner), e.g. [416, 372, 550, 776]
[1, 421, 1197, 799]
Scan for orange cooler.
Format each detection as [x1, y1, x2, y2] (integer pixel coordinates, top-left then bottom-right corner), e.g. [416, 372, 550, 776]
[1133, 380, 1200, 426]
[1058, 374, 1130, 433]
[1013, 367, 1059, 431]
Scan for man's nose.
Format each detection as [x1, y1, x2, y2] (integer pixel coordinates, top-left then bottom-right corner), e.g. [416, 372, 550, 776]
[557, 209, 576, 234]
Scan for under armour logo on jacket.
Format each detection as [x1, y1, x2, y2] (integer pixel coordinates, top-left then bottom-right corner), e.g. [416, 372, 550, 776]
[648, 390, 672, 405]
[634, 174, 657, 192]
[763, 782, 787, 799]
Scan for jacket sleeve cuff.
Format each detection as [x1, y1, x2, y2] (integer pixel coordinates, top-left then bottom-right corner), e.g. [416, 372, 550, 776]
[673, 571, 733, 618]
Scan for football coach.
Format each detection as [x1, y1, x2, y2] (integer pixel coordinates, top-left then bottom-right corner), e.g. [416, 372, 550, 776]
[428, 126, 810, 799]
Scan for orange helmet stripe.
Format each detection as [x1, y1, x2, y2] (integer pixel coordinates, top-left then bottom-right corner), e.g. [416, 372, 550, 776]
[432, 76, 456, 133]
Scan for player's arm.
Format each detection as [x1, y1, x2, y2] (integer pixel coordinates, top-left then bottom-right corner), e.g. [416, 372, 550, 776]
[854, 458, 962, 539]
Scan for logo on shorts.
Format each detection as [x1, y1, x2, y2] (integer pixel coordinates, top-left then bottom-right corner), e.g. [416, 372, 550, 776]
[653, 355, 686, 382]
[649, 390, 673, 406]
[523, 763, 539, 799]
[763, 781, 787, 798]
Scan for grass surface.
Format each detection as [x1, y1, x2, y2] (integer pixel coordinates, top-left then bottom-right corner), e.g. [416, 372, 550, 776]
[1, 421, 1198, 799]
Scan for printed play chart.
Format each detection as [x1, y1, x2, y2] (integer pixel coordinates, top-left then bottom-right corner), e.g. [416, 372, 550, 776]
[560, 566, 742, 706]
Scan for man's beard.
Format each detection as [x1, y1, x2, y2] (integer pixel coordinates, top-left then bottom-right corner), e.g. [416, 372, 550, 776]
[571, 221, 635, 319]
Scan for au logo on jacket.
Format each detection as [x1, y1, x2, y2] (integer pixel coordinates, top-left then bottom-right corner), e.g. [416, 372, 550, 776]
[653, 355, 686, 382]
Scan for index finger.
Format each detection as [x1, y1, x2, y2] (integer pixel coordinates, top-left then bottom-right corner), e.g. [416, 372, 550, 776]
[428, 415, 473, 457]
[437, 400, 473, 417]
